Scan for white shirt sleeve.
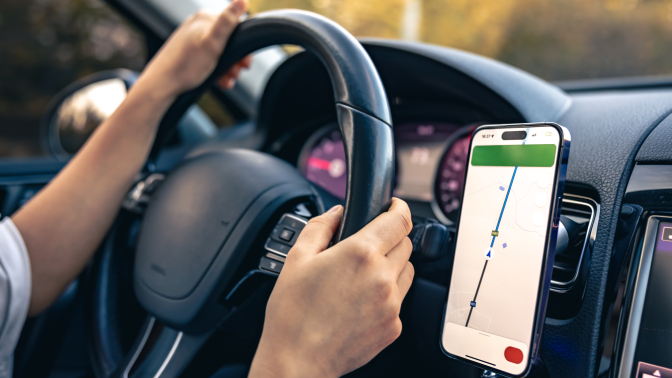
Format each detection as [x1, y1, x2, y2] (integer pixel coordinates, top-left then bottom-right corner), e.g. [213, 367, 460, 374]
[0, 218, 31, 378]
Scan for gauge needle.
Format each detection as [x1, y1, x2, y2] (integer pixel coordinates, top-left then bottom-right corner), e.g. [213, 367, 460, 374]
[307, 157, 331, 170]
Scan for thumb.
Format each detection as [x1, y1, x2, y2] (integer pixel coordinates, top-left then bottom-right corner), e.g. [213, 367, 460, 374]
[209, 0, 248, 44]
[290, 205, 343, 261]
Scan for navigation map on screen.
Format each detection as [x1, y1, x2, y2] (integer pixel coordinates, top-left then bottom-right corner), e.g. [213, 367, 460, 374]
[442, 126, 560, 375]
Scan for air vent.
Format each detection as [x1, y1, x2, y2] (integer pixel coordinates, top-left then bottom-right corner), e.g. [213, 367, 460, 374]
[548, 195, 599, 319]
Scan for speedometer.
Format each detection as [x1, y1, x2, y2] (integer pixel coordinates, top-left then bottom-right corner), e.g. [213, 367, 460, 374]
[299, 123, 460, 202]
[300, 121, 475, 223]
[298, 125, 347, 200]
[434, 125, 477, 222]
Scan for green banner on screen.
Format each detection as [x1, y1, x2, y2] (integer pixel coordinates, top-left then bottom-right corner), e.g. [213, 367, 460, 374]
[471, 144, 556, 167]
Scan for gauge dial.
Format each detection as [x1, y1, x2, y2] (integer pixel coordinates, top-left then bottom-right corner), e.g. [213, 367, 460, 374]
[300, 127, 347, 200]
[435, 126, 476, 221]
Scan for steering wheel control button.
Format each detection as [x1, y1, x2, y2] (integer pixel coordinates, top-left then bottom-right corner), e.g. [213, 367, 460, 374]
[265, 240, 291, 256]
[504, 347, 524, 364]
[279, 214, 308, 230]
[266, 214, 308, 257]
[279, 228, 295, 242]
[265, 253, 286, 263]
[259, 257, 284, 274]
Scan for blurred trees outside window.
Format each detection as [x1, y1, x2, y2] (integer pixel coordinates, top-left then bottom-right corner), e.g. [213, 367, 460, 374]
[250, 0, 672, 81]
[3, 0, 672, 158]
[0, 0, 146, 158]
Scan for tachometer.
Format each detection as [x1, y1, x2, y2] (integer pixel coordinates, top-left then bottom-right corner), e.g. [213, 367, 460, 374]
[434, 125, 477, 222]
[298, 125, 347, 199]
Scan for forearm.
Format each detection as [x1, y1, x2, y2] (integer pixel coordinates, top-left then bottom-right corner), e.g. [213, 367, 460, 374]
[12, 0, 248, 317]
[12, 79, 175, 315]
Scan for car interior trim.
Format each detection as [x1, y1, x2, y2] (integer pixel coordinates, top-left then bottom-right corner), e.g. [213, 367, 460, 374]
[550, 196, 598, 290]
[153, 331, 183, 378]
[122, 316, 156, 378]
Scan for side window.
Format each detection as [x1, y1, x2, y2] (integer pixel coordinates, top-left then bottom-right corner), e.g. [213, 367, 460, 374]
[0, 0, 145, 158]
[198, 91, 236, 128]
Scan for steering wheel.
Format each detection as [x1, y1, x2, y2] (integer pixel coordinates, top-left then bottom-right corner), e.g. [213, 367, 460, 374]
[85, 10, 394, 378]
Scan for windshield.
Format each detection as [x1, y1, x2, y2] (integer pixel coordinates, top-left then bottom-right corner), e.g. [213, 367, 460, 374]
[148, 0, 672, 82]
[241, 0, 672, 82]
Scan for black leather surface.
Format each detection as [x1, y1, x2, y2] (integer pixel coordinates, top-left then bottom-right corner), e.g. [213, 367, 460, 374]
[336, 104, 394, 240]
[361, 39, 571, 123]
[87, 215, 144, 378]
[217, 11, 392, 125]
[542, 90, 672, 377]
[635, 111, 672, 163]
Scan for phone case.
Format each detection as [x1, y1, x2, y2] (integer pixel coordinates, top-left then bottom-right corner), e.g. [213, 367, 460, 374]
[439, 122, 571, 377]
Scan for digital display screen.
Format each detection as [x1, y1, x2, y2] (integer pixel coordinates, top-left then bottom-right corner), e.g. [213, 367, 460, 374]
[441, 126, 559, 375]
[631, 222, 672, 378]
[393, 123, 459, 201]
[301, 122, 460, 201]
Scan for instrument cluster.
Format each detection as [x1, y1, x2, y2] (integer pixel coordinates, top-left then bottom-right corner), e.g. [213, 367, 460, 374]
[298, 122, 479, 223]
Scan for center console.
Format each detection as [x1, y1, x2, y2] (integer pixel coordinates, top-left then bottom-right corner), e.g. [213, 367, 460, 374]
[617, 216, 672, 378]
[609, 164, 672, 378]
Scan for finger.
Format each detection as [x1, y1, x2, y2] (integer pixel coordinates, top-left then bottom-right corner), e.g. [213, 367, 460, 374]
[352, 198, 412, 256]
[217, 66, 242, 89]
[227, 64, 244, 80]
[396, 262, 415, 301]
[217, 58, 250, 89]
[222, 77, 235, 90]
[229, 63, 245, 79]
[209, 0, 248, 43]
[385, 237, 413, 275]
[291, 205, 343, 259]
[217, 74, 232, 89]
[239, 55, 253, 68]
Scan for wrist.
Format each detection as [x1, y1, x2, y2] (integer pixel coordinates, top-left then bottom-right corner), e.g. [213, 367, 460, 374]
[249, 341, 337, 378]
[129, 72, 179, 109]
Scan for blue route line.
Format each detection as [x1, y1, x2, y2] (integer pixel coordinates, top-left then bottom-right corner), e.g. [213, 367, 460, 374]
[465, 128, 530, 328]
[488, 127, 530, 249]
[489, 167, 517, 248]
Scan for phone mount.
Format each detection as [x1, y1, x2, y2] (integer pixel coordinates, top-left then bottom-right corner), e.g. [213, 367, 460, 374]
[481, 359, 550, 378]
[482, 371, 500, 378]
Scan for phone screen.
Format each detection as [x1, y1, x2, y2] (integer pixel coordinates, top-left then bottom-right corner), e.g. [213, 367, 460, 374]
[441, 125, 561, 375]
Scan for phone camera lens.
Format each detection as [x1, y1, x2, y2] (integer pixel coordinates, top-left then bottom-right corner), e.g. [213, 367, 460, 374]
[502, 131, 527, 140]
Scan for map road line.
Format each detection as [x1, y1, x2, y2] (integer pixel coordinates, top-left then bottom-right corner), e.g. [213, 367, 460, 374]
[466, 165, 518, 328]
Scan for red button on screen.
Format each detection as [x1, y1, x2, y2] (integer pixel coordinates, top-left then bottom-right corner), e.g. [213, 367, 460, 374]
[504, 347, 524, 364]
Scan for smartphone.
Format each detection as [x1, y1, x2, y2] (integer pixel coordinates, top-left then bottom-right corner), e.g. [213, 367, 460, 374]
[440, 123, 570, 377]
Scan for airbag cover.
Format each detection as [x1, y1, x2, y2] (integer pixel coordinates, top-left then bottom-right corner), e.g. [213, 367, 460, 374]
[135, 149, 305, 299]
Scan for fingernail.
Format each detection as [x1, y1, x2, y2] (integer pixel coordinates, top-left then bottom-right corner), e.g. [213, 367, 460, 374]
[229, 0, 245, 16]
[327, 205, 342, 213]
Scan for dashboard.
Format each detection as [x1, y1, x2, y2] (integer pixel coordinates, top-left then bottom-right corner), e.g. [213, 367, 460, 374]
[236, 37, 672, 378]
[297, 122, 475, 223]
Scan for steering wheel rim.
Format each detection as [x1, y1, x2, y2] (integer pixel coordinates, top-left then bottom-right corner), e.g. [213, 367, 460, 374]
[151, 9, 394, 241]
[87, 9, 394, 378]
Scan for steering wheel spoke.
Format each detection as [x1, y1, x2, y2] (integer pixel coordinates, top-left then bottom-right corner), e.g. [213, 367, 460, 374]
[114, 316, 212, 378]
